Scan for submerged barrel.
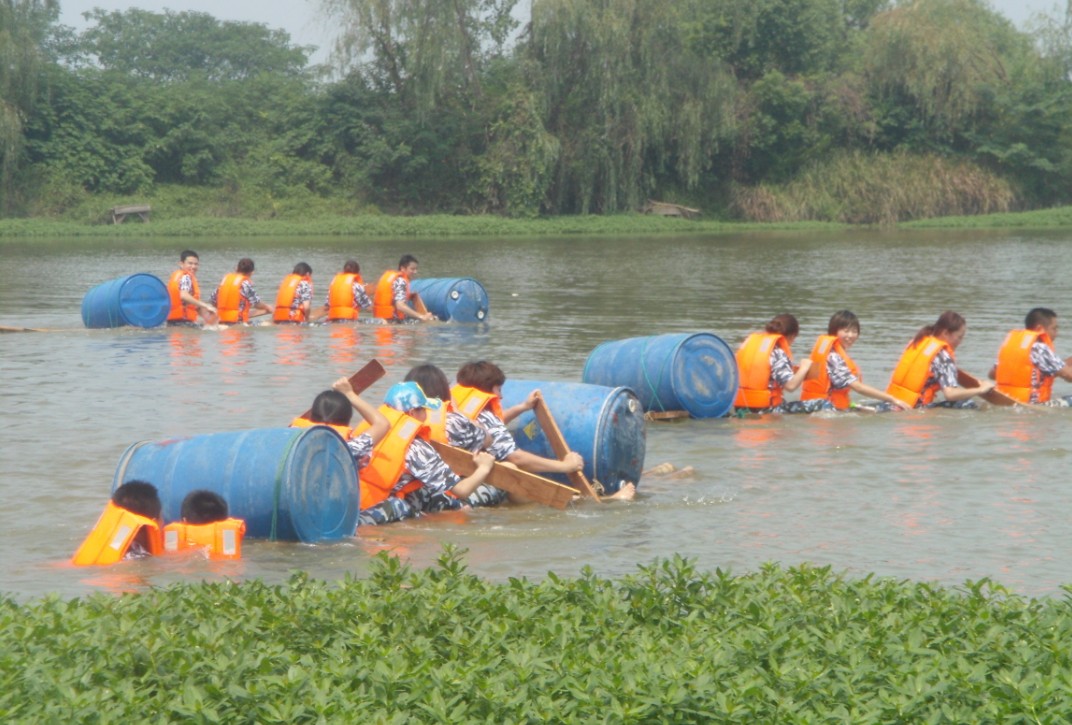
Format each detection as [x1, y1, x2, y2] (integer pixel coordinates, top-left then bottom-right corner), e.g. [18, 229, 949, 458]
[502, 380, 645, 494]
[112, 427, 359, 542]
[81, 273, 170, 329]
[409, 277, 489, 322]
[582, 332, 738, 418]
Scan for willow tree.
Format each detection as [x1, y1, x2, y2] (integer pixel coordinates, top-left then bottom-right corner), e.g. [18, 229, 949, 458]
[525, 0, 736, 214]
[864, 0, 1009, 143]
[320, 0, 518, 119]
[0, 0, 57, 213]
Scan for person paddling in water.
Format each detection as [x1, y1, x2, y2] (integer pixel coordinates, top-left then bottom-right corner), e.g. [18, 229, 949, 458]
[800, 310, 908, 412]
[734, 313, 831, 414]
[453, 360, 635, 501]
[886, 310, 995, 408]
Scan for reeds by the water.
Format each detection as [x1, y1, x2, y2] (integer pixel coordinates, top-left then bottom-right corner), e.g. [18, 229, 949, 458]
[732, 151, 1018, 224]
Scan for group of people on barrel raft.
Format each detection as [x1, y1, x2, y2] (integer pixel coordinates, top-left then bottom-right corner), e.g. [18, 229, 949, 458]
[735, 308, 1072, 413]
[73, 360, 636, 566]
[165, 249, 439, 327]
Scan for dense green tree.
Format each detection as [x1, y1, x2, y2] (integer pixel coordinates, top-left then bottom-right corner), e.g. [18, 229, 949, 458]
[77, 9, 311, 82]
[864, 0, 1009, 144]
[0, 0, 58, 212]
[688, 0, 862, 81]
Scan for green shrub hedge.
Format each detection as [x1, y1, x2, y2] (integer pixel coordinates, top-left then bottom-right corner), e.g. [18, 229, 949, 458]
[2, 551, 1070, 722]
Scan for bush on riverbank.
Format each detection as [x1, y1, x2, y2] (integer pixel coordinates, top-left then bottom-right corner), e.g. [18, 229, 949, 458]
[731, 152, 1019, 225]
[2, 551, 1070, 721]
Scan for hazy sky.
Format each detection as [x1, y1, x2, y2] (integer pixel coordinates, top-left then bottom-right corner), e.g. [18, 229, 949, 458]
[58, 0, 1067, 66]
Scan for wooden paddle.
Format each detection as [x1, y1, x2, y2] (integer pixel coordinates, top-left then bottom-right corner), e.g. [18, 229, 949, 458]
[531, 394, 602, 502]
[299, 359, 386, 419]
[957, 370, 1018, 407]
[429, 441, 577, 510]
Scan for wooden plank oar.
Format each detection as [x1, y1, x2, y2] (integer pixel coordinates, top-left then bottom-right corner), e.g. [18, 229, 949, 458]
[957, 370, 1018, 407]
[531, 395, 602, 502]
[429, 441, 576, 510]
[299, 359, 386, 419]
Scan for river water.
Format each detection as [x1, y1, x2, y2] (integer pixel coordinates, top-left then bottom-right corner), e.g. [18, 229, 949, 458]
[1, 229, 1070, 600]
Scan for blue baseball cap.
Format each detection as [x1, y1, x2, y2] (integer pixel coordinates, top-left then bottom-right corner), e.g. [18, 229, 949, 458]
[384, 381, 442, 413]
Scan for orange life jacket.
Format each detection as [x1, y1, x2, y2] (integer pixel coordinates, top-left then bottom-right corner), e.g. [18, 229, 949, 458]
[451, 385, 505, 421]
[373, 270, 410, 320]
[289, 416, 353, 439]
[273, 274, 310, 323]
[423, 405, 449, 443]
[163, 518, 246, 560]
[167, 269, 201, 322]
[327, 272, 364, 321]
[71, 501, 163, 566]
[886, 335, 953, 408]
[734, 333, 793, 409]
[216, 273, 249, 324]
[995, 329, 1055, 404]
[801, 335, 861, 410]
[354, 405, 427, 510]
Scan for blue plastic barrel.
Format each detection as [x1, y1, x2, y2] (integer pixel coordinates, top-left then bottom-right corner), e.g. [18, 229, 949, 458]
[582, 332, 738, 418]
[409, 277, 489, 322]
[502, 380, 645, 494]
[112, 427, 359, 542]
[81, 273, 170, 328]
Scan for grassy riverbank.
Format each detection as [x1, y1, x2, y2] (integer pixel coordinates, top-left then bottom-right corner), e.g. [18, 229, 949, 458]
[3, 204, 1072, 241]
[3, 552, 1070, 721]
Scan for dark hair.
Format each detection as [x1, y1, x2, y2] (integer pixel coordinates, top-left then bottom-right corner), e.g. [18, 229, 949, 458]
[180, 250, 199, 262]
[398, 254, 418, 269]
[827, 310, 860, 335]
[456, 360, 506, 393]
[765, 313, 800, 338]
[293, 261, 312, 276]
[112, 480, 162, 520]
[405, 364, 451, 400]
[180, 490, 229, 525]
[237, 257, 255, 275]
[1025, 307, 1057, 329]
[912, 310, 966, 346]
[310, 390, 353, 425]
[343, 260, 360, 274]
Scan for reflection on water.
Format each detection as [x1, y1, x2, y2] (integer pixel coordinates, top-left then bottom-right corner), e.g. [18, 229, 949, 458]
[2, 230, 1072, 599]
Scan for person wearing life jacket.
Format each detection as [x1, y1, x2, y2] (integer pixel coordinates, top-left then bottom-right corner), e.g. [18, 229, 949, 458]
[453, 361, 589, 474]
[72, 480, 163, 566]
[988, 307, 1072, 405]
[211, 257, 273, 325]
[801, 310, 908, 412]
[402, 363, 484, 447]
[886, 310, 995, 408]
[373, 254, 436, 322]
[271, 262, 313, 324]
[451, 361, 637, 502]
[166, 249, 217, 326]
[356, 381, 496, 526]
[734, 314, 826, 414]
[289, 375, 388, 440]
[312, 260, 373, 322]
[163, 490, 246, 560]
